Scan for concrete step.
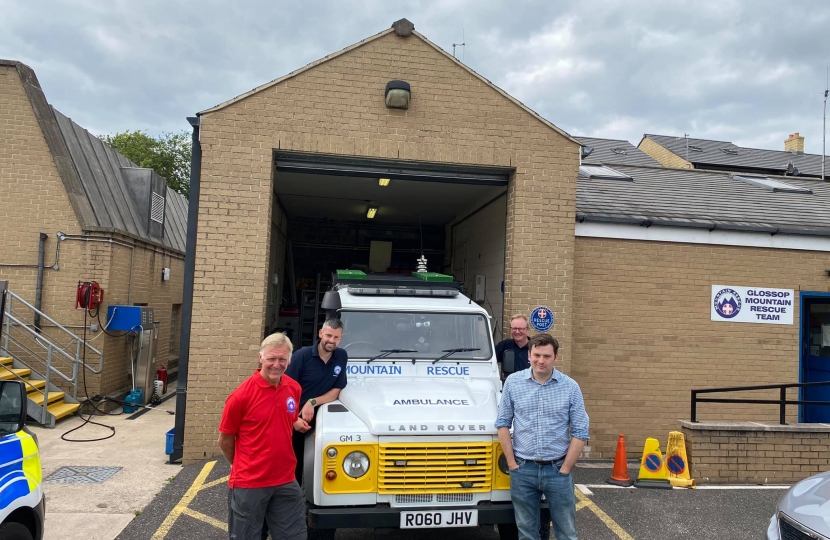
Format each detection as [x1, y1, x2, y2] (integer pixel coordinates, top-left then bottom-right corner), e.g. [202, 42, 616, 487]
[48, 401, 80, 421]
[0, 367, 31, 380]
[30, 391, 65, 407]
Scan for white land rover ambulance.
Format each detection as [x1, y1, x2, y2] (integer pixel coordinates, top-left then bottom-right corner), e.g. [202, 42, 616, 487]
[303, 270, 515, 539]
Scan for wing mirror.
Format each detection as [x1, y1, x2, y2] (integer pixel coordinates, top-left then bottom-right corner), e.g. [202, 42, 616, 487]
[0, 380, 27, 435]
[502, 350, 515, 374]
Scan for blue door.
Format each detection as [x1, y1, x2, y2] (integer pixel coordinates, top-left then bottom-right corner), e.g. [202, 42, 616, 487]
[801, 294, 830, 423]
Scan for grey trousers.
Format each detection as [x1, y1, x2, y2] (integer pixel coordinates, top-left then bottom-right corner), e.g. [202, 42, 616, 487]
[228, 481, 306, 540]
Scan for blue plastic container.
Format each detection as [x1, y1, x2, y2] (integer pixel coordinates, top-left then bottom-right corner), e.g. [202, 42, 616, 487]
[165, 428, 175, 455]
[123, 389, 143, 413]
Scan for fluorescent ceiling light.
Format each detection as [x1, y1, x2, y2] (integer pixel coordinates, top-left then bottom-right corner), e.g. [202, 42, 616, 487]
[366, 206, 378, 219]
[378, 178, 391, 186]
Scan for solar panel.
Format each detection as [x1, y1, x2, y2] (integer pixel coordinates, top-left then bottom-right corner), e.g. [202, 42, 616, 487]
[578, 165, 633, 181]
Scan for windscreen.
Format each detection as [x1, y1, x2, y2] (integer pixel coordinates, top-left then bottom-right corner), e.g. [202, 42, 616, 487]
[339, 311, 492, 360]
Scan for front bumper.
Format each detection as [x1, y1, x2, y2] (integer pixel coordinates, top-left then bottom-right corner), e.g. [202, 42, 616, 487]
[308, 502, 517, 529]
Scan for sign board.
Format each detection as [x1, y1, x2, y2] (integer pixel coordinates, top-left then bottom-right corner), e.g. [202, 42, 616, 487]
[529, 306, 554, 332]
[711, 285, 794, 325]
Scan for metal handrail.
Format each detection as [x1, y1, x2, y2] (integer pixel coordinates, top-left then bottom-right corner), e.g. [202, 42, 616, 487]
[3, 289, 105, 406]
[4, 290, 103, 373]
[5, 312, 76, 372]
[691, 381, 830, 425]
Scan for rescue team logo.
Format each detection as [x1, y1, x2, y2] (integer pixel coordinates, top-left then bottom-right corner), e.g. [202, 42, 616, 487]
[333, 366, 342, 377]
[714, 288, 741, 319]
[286, 397, 297, 413]
[530, 306, 554, 332]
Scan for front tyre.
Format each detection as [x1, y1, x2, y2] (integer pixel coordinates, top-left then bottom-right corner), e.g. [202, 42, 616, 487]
[307, 527, 336, 540]
[497, 522, 519, 540]
[0, 522, 34, 540]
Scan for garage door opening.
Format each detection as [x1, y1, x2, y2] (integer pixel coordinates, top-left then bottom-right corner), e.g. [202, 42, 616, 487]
[265, 152, 512, 348]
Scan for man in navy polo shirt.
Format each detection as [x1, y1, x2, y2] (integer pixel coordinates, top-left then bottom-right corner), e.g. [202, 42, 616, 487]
[285, 317, 348, 482]
[495, 314, 531, 380]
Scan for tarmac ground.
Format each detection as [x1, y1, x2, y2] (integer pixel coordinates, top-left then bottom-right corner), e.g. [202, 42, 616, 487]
[30, 376, 786, 540]
[115, 458, 785, 540]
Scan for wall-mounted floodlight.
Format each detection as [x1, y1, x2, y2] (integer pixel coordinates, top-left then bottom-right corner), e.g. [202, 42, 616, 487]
[367, 206, 378, 219]
[378, 178, 391, 186]
[385, 80, 411, 109]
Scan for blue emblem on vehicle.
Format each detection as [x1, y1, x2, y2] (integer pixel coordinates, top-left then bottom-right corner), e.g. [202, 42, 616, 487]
[286, 397, 296, 413]
[333, 366, 342, 377]
[714, 288, 741, 319]
[530, 306, 554, 332]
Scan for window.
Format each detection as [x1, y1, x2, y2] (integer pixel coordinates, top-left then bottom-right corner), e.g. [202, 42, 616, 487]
[578, 165, 633, 181]
[0, 382, 24, 434]
[730, 174, 812, 194]
[338, 311, 492, 360]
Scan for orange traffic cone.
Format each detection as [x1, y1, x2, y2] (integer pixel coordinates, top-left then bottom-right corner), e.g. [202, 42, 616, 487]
[607, 434, 634, 487]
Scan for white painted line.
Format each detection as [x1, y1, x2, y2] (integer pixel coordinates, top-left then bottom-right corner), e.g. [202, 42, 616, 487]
[581, 483, 790, 490]
[575, 484, 594, 496]
[694, 485, 791, 490]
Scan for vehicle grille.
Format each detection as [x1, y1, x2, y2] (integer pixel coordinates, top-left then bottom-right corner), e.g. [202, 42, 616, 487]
[378, 442, 493, 493]
[394, 493, 476, 503]
[780, 513, 830, 540]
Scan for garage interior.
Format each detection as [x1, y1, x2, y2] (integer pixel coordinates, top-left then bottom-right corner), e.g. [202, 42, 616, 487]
[265, 152, 512, 348]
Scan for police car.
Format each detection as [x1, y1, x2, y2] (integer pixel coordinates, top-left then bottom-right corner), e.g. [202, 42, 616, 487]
[302, 271, 516, 540]
[0, 379, 45, 540]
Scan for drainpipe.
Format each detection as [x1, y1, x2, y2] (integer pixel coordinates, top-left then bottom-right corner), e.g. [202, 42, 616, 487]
[170, 116, 201, 464]
[34, 233, 47, 332]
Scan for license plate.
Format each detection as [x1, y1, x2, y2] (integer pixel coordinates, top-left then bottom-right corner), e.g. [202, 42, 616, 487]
[400, 509, 478, 529]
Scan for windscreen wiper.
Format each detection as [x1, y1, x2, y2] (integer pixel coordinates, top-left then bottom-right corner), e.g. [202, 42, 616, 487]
[367, 349, 417, 364]
[432, 348, 480, 364]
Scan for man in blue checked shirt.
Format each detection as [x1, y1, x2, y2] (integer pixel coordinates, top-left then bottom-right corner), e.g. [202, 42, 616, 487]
[495, 333, 589, 540]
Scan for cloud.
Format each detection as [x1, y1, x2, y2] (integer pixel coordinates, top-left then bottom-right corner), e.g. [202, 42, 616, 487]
[1, 0, 829, 153]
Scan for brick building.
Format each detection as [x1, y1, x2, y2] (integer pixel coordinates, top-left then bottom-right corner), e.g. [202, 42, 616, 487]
[0, 60, 187, 417]
[182, 20, 830, 463]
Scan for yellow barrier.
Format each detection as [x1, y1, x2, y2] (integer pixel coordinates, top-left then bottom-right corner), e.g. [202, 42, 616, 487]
[666, 431, 695, 488]
[634, 437, 671, 489]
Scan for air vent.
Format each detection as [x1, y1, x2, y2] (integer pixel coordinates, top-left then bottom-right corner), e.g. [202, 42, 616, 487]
[150, 193, 165, 224]
[436, 493, 474, 502]
[396, 494, 433, 504]
[688, 145, 703, 152]
[719, 148, 738, 155]
[611, 147, 628, 155]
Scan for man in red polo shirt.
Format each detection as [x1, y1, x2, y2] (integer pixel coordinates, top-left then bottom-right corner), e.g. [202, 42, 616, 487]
[218, 332, 309, 540]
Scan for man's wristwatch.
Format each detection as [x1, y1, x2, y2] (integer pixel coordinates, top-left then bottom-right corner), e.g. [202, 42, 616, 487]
[308, 398, 317, 407]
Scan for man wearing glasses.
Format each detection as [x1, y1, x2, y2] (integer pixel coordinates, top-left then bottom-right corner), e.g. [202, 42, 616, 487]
[496, 315, 531, 381]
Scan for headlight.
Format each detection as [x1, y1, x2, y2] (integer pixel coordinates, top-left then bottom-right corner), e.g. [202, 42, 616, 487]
[498, 453, 509, 474]
[343, 451, 370, 478]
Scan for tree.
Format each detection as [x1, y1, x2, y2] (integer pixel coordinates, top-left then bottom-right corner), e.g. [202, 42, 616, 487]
[101, 130, 192, 197]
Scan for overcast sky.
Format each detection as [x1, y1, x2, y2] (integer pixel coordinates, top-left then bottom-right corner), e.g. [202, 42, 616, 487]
[3, 1, 829, 153]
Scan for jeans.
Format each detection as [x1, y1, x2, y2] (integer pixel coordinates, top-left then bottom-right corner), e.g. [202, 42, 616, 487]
[510, 459, 577, 540]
